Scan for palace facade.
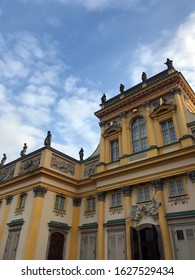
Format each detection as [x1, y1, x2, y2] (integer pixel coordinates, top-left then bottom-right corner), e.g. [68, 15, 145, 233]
[0, 60, 195, 260]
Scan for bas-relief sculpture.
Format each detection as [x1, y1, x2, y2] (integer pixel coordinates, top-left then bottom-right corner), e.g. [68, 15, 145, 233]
[19, 154, 41, 175]
[84, 160, 99, 177]
[0, 165, 15, 182]
[130, 199, 161, 223]
[50, 154, 75, 176]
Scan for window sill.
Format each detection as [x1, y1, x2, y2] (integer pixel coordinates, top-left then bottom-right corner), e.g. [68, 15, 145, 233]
[109, 206, 123, 215]
[168, 194, 189, 205]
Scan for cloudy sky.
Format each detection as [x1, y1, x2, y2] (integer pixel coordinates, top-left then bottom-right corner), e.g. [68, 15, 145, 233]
[0, 0, 195, 163]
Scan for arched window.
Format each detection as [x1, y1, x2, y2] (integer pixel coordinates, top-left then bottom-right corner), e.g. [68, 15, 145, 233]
[132, 117, 148, 153]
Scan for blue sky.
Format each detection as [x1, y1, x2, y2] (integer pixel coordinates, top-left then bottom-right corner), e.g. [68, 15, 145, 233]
[1, 0, 195, 163]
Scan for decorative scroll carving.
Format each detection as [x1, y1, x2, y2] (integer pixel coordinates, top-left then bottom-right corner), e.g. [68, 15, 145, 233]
[130, 200, 161, 222]
[19, 154, 41, 175]
[151, 179, 164, 191]
[50, 154, 75, 176]
[6, 195, 13, 205]
[122, 186, 132, 197]
[73, 197, 82, 207]
[0, 165, 15, 182]
[109, 206, 124, 215]
[187, 170, 195, 183]
[84, 160, 99, 177]
[97, 192, 106, 202]
[169, 196, 189, 206]
[33, 186, 47, 197]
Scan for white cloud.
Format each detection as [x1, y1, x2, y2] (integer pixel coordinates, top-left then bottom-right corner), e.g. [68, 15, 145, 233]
[128, 12, 195, 89]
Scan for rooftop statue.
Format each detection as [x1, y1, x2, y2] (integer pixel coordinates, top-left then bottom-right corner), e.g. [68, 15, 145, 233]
[44, 131, 52, 147]
[0, 153, 7, 166]
[165, 58, 173, 69]
[120, 83, 125, 93]
[79, 148, 84, 161]
[101, 93, 106, 103]
[20, 143, 27, 157]
[142, 72, 147, 82]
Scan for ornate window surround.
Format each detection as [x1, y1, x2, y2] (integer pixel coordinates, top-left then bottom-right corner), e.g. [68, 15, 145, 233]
[166, 176, 189, 205]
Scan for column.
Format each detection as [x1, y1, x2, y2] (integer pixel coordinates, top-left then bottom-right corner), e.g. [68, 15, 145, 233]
[0, 195, 13, 245]
[152, 179, 173, 260]
[97, 122, 106, 172]
[97, 191, 106, 260]
[23, 186, 47, 259]
[145, 103, 156, 147]
[120, 112, 129, 156]
[122, 186, 132, 260]
[174, 90, 189, 136]
[69, 197, 82, 260]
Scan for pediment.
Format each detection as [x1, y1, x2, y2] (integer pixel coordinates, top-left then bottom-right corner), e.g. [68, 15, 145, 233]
[150, 104, 176, 118]
[103, 126, 121, 137]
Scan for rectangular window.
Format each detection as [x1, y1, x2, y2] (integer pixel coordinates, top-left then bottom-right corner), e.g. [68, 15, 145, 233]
[110, 140, 119, 162]
[137, 187, 150, 202]
[169, 179, 185, 197]
[161, 119, 177, 145]
[80, 233, 96, 260]
[55, 195, 65, 211]
[86, 197, 95, 212]
[108, 231, 126, 260]
[18, 194, 27, 209]
[111, 192, 122, 207]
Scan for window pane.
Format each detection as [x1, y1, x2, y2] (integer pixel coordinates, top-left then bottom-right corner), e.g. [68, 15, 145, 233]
[132, 117, 148, 153]
[110, 140, 119, 161]
[161, 120, 177, 145]
[55, 195, 65, 210]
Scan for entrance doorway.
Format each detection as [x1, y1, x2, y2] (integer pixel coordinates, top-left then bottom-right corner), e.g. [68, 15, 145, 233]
[47, 232, 65, 260]
[131, 225, 160, 260]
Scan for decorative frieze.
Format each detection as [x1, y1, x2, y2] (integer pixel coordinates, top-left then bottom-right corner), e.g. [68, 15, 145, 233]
[19, 154, 41, 175]
[130, 200, 161, 222]
[33, 186, 47, 198]
[0, 165, 15, 182]
[50, 154, 75, 176]
[84, 160, 99, 177]
[97, 191, 106, 202]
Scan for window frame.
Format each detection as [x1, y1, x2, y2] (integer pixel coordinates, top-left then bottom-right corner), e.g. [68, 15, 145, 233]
[54, 194, 66, 212]
[168, 178, 186, 198]
[110, 139, 119, 162]
[111, 191, 122, 208]
[17, 193, 27, 209]
[137, 186, 151, 203]
[131, 117, 148, 153]
[86, 197, 96, 212]
[160, 119, 177, 145]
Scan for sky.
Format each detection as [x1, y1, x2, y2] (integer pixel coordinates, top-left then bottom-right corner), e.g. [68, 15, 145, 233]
[1, 0, 195, 164]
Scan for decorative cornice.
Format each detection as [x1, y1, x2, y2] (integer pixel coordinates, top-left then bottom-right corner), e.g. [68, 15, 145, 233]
[151, 179, 164, 191]
[97, 191, 106, 202]
[187, 170, 195, 184]
[73, 197, 82, 207]
[95, 76, 179, 120]
[122, 186, 132, 197]
[33, 186, 47, 198]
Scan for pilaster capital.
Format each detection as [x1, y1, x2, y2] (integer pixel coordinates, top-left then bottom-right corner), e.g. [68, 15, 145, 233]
[6, 195, 13, 205]
[122, 185, 132, 197]
[33, 186, 47, 197]
[73, 197, 82, 207]
[151, 179, 164, 191]
[119, 112, 127, 119]
[187, 170, 195, 184]
[97, 191, 106, 202]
